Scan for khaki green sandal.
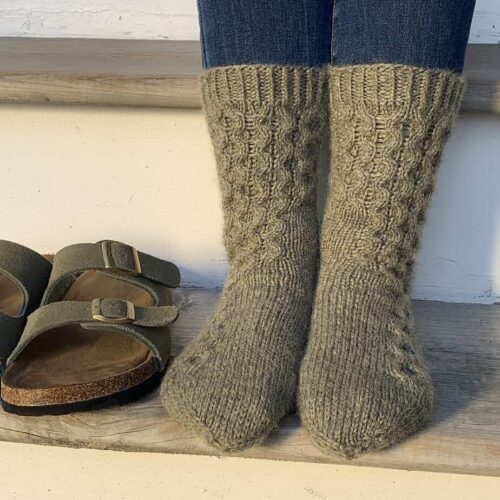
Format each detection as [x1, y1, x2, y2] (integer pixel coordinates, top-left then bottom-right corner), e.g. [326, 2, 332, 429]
[0, 240, 52, 375]
[1, 240, 180, 415]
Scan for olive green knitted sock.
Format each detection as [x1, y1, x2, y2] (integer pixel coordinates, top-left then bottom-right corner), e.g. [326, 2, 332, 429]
[162, 65, 327, 451]
[299, 64, 464, 458]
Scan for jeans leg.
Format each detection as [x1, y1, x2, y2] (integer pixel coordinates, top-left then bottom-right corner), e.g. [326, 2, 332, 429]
[331, 0, 476, 72]
[198, 0, 334, 68]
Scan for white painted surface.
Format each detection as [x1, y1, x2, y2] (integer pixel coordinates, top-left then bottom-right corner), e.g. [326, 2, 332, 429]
[1, 441, 500, 500]
[0, 104, 498, 304]
[0, 105, 226, 289]
[413, 114, 500, 304]
[0, 0, 497, 43]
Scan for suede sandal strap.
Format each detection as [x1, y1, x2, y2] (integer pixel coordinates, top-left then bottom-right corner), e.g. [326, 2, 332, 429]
[42, 241, 181, 304]
[0, 240, 52, 314]
[9, 299, 178, 368]
[0, 316, 26, 371]
[0, 240, 52, 370]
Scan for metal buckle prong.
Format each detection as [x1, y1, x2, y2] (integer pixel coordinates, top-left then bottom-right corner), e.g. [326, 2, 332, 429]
[91, 298, 136, 324]
[101, 241, 142, 276]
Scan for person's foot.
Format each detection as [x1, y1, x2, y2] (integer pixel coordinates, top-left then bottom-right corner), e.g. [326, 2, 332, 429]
[163, 274, 315, 451]
[299, 64, 464, 458]
[162, 65, 327, 450]
[300, 267, 434, 458]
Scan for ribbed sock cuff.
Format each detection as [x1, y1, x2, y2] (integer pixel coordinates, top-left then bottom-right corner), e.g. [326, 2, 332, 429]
[329, 64, 464, 116]
[201, 65, 328, 111]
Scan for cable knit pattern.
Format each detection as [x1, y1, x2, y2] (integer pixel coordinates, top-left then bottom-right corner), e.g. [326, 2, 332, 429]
[299, 64, 464, 458]
[162, 65, 327, 451]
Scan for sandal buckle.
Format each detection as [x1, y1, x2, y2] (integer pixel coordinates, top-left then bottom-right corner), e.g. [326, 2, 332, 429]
[91, 298, 136, 324]
[101, 241, 142, 276]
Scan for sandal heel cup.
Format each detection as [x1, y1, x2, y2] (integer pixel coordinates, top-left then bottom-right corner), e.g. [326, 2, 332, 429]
[0, 240, 52, 373]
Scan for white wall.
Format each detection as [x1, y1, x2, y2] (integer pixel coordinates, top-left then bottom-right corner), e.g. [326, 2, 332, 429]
[0, 104, 498, 304]
[0, 0, 498, 43]
[2, 442, 500, 500]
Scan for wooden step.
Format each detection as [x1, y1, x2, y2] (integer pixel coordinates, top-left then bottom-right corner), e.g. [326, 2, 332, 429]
[0, 288, 499, 476]
[0, 38, 499, 114]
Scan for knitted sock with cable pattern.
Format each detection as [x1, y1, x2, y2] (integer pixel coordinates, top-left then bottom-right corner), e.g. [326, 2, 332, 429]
[161, 65, 328, 451]
[299, 64, 464, 458]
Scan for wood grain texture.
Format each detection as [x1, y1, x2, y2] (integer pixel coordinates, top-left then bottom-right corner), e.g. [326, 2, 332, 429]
[0, 38, 498, 114]
[0, 288, 499, 476]
[0, 39, 201, 108]
[462, 44, 500, 114]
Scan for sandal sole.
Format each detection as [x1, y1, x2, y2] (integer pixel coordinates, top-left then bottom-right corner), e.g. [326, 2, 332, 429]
[0, 369, 164, 416]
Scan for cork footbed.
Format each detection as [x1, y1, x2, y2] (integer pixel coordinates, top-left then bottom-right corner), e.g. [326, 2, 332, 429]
[0, 272, 24, 317]
[1, 271, 169, 409]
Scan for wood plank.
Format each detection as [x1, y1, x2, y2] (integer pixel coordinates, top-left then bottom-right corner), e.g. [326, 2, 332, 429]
[0, 39, 201, 108]
[0, 289, 499, 476]
[462, 44, 500, 114]
[0, 38, 498, 114]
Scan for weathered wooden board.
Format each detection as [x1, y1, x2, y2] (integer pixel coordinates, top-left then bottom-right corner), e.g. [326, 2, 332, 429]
[0, 39, 201, 108]
[0, 289, 499, 476]
[0, 39, 498, 114]
[461, 44, 500, 114]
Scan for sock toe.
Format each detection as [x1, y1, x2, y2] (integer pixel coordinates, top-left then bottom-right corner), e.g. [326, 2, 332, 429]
[162, 359, 286, 452]
[300, 362, 434, 458]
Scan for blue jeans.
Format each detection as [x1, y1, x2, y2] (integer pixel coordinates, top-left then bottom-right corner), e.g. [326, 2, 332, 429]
[197, 0, 476, 73]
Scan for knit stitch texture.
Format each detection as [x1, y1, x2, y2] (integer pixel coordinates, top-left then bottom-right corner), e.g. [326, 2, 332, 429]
[162, 65, 328, 451]
[299, 64, 464, 458]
